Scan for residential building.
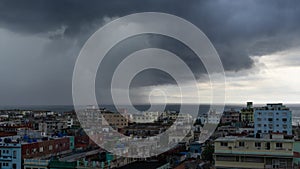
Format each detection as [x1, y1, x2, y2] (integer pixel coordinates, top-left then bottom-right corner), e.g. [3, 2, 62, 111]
[254, 103, 292, 135]
[189, 142, 203, 158]
[67, 118, 74, 128]
[241, 102, 254, 123]
[130, 112, 160, 123]
[214, 136, 294, 169]
[220, 109, 240, 124]
[102, 112, 129, 128]
[0, 137, 22, 169]
[0, 135, 74, 168]
[22, 136, 73, 159]
[207, 110, 221, 124]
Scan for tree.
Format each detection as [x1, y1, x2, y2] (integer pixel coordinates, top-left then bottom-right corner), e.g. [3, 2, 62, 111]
[201, 144, 214, 163]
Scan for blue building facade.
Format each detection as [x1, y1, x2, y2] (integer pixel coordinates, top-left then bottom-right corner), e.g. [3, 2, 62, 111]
[254, 103, 292, 135]
[0, 137, 22, 169]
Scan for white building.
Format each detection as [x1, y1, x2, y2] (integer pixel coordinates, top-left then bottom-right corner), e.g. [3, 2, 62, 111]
[130, 112, 160, 123]
[207, 110, 221, 124]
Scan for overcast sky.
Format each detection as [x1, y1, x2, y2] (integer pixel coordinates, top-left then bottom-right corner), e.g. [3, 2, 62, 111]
[1, 0, 300, 105]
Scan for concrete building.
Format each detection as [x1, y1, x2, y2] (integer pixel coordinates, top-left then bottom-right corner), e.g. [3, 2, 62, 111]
[0, 137, 22, 169]
[207, 110, 221, 124]
[0, 135, 74, 168]
[22, 136, 73, 159]
[130, 112, 160, 123]
[254, 103, 292, 135]
[241, 102, 254, 123]
[214, 136, 294, 169]
[67, 118, 74, 128]
[220, 109, 240, 124]
[102, 112, 129, 129]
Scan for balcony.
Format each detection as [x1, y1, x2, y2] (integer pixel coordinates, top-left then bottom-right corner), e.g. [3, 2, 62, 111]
[24, 159, 50, 166]
[215, 161, 265, 169]
[0, 156, 12, 161]
[215, 147, 293, 157]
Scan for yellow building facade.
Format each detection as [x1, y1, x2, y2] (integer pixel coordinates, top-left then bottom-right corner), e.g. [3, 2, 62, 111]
[214, 136, 294, 169]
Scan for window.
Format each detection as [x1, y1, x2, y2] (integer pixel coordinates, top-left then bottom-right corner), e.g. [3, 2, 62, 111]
[13, 163, 16, 169]
[216, 155, 236, 162]
[255, 142, 261, 148]
[220, 142, 228, 147]
[265, 142, 270, 150]
[13, 150, 16, 158]
[276, 143, 283, 149]
[49, 145, 53, 150]
[239, 142, 245, 147]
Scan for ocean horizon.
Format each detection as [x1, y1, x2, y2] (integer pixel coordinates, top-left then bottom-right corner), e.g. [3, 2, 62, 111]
[1, 103, 300, 125]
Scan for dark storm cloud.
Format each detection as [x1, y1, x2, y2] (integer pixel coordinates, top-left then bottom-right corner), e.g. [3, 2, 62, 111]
[1, 0, 300, 71]
[1, 0, 300, 104]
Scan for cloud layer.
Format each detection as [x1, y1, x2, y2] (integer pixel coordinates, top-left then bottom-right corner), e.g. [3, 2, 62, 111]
[0, 0, 300, 105]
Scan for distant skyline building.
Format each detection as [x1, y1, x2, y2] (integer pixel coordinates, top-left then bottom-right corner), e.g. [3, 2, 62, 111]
[241, 102, 254, 123]
[220, 109, 240, 124]
[254, 103, 292, 135]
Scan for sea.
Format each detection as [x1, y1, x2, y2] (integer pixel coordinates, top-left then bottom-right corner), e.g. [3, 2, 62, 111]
[1, 104, 300, 125]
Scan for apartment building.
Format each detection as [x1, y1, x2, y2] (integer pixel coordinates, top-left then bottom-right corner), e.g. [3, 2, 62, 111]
[214, 136, 294, 169]
[102, 112, 129, 129]
[220, 109, 240, 124]
[0, 137, 21, 169]
[130, 112, 160, 123]
[254, 103, 292, 135]
[241, 102, 254, 123]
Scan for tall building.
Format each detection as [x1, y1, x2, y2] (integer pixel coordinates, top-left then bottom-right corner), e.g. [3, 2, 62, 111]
[214, 136, 294, 169]
[254, 103, 292, 135]
[241, 102, 254, 123]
